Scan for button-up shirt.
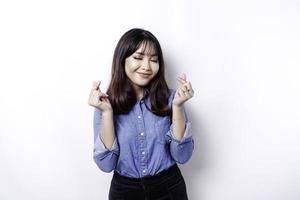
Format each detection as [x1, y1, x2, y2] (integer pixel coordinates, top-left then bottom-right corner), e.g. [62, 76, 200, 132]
[93, 88, 194, 178]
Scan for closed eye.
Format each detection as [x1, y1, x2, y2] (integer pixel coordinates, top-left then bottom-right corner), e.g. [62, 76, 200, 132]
[133, 57, 158, 63]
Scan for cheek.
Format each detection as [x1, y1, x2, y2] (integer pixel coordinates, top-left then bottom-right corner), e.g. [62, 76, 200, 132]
[126, 59, 139, 71]
[125, 60, 134, 74]
[124, 63, 130, 75]
[153, 65, 160, 75]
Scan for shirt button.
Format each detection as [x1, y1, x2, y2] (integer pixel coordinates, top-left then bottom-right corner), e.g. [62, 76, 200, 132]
[140, 132, 144, 136]
[143, 169, 146, 173]
[138, 116, 141, 119]
[142, 151, 145, 154]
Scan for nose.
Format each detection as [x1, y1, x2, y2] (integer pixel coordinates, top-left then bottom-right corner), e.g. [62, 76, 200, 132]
[141, 59, 151, 70]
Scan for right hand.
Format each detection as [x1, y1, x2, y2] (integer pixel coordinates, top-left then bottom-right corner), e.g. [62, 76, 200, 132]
[88, 81, 112, 113]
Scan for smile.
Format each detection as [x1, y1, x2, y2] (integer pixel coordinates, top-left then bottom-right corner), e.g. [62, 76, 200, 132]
[137, 72, 151, 78]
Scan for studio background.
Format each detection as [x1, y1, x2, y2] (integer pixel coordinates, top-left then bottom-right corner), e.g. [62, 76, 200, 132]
[0, 0, 299, 199]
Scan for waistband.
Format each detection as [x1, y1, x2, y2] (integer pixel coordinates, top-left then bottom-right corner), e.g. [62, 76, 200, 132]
[113, 164, 180, 183]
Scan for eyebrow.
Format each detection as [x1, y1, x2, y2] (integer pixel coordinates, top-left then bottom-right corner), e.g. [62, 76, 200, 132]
[135, 52, 158, 57]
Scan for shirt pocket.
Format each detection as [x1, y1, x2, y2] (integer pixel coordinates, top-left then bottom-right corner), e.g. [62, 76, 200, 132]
[154, 117, 171, 145]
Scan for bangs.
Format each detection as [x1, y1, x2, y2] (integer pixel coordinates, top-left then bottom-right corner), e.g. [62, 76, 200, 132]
[138, 40, 158, 56]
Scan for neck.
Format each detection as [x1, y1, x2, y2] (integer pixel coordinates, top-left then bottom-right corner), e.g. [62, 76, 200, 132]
[133, 85, 145, 100]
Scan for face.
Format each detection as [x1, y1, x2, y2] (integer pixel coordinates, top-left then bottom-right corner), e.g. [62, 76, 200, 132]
[124, 43, 159, 91]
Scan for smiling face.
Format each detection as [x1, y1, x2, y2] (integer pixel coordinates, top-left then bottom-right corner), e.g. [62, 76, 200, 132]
[125, 42, 159, 96]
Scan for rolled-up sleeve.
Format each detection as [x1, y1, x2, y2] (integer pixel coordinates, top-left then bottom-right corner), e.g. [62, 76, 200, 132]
[166, 105, 194, 164]
[93, 108, 119, 172]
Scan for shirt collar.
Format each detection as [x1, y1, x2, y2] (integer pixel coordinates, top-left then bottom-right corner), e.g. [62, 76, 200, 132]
[144, 88, 150, 97]
[139, 88, 150, 102]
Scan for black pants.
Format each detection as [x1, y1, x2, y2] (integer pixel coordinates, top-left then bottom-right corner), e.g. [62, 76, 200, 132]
[109, 164, 188, 200]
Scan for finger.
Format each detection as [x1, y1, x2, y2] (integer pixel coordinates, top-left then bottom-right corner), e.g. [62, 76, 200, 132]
[179, 81, 192, 93]
[101, 90, 109, 96]
[98, 91, 109, 99]
[179, 82, 189, 91]
[185, 81, 192, 89]
[93, 81, 99, 88]
[103, 98, 110, 103]
[188, 86, 194, 96]
[177, 75, 187, 83]
[185, 82, 194, 94]
[176, 88, 182, 98]
[184, 89, 193, 98]
[182, 83, 188, 90]
[183, 86, 193, 97]
[184, 82, 192, 91]
[101, 93, 109, 98]
[181, 73, 186, 81]
[93, 81, 101, 91]
[176, 77, 186, 85]
[178, 73, 187, 81]
[178, 88, 186, 98]
[89, 85, 98, 96]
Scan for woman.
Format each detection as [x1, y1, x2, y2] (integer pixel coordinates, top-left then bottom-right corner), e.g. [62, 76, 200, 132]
[88, 28, 195, 200]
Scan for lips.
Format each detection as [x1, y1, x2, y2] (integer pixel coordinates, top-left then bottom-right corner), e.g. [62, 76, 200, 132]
[137, 72, 151, 78]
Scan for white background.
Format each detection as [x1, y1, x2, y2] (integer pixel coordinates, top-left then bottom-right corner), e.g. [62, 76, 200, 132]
[1, 0, 300, 199]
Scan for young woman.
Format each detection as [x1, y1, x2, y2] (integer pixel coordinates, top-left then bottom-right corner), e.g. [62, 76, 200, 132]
[88, 28, 195, 200]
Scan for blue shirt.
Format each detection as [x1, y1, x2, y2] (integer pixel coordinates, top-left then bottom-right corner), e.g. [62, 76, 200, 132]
[93, 88, 194, 178]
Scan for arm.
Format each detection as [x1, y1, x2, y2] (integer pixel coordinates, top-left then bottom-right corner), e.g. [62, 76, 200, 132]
[171, 105, 186, 141]
[99, 110, 116, 150]
[166, 104, 194, 164]
[93, 108, 119, 172]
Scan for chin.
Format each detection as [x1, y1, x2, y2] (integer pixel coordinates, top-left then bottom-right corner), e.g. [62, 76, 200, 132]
[135, 78, 150, 84]
[137, 83, 149, 87]
[134, 81, 149, 87]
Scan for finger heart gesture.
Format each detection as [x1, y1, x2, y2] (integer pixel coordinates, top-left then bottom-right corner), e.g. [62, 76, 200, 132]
[172, 73, 194, 107]
[88, 80, 112, 112]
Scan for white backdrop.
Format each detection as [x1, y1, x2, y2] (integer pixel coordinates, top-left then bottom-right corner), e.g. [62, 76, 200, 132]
[0, 0, 300, 199]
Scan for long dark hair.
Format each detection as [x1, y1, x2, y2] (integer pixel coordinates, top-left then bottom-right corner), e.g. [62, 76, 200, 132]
[106, 28, 172, 116]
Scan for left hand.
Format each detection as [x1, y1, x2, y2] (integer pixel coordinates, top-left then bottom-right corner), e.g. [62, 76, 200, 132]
[172, 73, 194, 107]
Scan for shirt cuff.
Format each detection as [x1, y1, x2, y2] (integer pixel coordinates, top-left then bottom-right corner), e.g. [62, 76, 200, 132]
[94, 135, 119, 155]
[167, 121, 193, 144]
